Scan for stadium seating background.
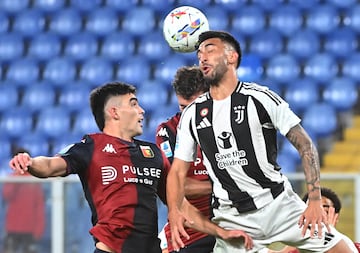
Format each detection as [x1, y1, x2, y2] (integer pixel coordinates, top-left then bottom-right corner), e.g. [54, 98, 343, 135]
[0, 0, 360, 251]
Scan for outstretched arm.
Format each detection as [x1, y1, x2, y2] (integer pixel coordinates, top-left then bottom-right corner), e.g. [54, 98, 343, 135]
[286, 124, 329, 237]
[181, 198, 253, 250]
[9, 152, 67, 178]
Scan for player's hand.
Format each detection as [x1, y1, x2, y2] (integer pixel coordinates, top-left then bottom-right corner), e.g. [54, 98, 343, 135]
[298, 199, 329, 238]
[218, 229, 253, 250]
[9, 152, 32, 174]
[167, 208, 193, 251]
[327, 206, 338, 227]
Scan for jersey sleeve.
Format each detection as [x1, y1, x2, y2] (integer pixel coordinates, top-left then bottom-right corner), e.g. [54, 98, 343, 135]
[56, 135, 94, 175]
[156, 121, 176, 163]
[251, 84, 301, 136]
[174, 106, 198, 162]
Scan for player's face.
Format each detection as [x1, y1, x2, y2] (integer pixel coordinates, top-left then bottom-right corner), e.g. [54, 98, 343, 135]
[321, 196, 334, 215]
[117, 94, 145, 138]
[176, 92, 203, 112]
[197, 38, 228, 86]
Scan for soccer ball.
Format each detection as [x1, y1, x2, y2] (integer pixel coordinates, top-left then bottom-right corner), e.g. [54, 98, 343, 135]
[163, 6, 210, 53]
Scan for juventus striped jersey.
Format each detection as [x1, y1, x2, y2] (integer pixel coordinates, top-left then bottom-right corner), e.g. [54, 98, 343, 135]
[175, 82, 301, 213]
[58, 133, 170, 253]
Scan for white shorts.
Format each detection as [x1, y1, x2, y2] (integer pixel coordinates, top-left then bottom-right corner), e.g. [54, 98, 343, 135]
[212, 187, 344, 253]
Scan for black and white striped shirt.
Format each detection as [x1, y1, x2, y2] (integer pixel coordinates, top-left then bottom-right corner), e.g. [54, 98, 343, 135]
[175, 81, 301, 213]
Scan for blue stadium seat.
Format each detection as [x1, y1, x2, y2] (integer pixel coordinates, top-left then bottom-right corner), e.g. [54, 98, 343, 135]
[284, 78, 319, 115]
[302, 103, 337, 138]
[176, 0, 212, 9]
[6, 58, 40, 86]
[136, 80, 168, 115]
[142, 0, 175, 15]
[137, 31, 171, 63]
[34, 106, 72, 139]
[287, 0, 320, 10]
[323, 77, 358, 112]
[0, 84, 18, 112]
[0, 0, 30, 14]
[28, 33, 62, 62]
[0, 108, 33, 139]
[287, 29, 320, 61]
[43, 57, 77, 87]
[15, 133, 50, 157]
[33, 0, 65, 13]
[327, 0, 357, 9]
[251, 0, 285, 11]
[204, 6, 229, 31]
[0, 33, 24, 63]
[249, 28, 283, 60]
[0, 136, 11, 162]
[79, 57, 113, 86]
[69, 0, 102, 13]
[100, 32, 135, 63]
[58, 84, 91, 113]
[85, 7, 119, 37]
[277, 151, 298, 174]
[231, 5, 265, 36]
[237, 54, 263, 82]
[306, 4, 340, 34]
[64, 32, 98, 62]
[13, 9, 46, 38]
[323, 28, 357, 60]
[105, 0, 140, 13]
[52, 132, 83, 154]
[268, 4, 302, 37]
[303, 53, 338, 84]
[344, 5, 360, 33]
[145, 106, 178, 142]
[122, 7, 156, 37]
[115, 56, 151, 87]
[153, 55, 187, 84]
[48, 8, 82, 37]
[0, 11, 10, 33]
[266, 54, 300, 84]
[72, 109, 99, 135]
[21, 82, 56, 113]
[343, 53, 360, 83]
[213, 0, 247, 13]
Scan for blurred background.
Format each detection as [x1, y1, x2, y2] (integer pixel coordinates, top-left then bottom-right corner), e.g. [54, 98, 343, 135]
[0, 0, 359, 252]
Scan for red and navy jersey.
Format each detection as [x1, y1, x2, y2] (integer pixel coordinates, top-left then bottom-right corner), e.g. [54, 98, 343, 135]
[156, 113, 213, 252]
[58, 133, 170, 253]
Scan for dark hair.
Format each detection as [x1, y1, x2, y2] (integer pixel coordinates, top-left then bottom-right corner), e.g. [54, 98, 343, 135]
[196, 30, 242, 68]
[302, 187, 342, 213]
[89, 81, 137, 131]
[12, 146, 30, 156]
[172, 66, 209, 100]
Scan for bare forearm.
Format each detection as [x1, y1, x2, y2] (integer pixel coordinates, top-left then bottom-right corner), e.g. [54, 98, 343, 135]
[166, 167, 186, 211]
[184, 178, 212, 199]
[286, 125, 321, 199]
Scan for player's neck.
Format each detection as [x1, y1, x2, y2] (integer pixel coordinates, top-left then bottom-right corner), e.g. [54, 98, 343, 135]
[210, 73, 238, 101]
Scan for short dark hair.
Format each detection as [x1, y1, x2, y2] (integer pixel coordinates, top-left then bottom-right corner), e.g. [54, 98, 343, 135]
[302, 187, 342, 213]
[90, 81, 137, 131]
[172, 66, 209, 100]
[196, 30, 242, 68]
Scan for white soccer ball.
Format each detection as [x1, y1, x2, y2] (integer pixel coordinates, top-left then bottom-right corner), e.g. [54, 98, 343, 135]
[163, 6, 210, 53]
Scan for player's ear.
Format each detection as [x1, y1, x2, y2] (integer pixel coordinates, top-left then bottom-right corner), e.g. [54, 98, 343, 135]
[228, 51, 238, 66]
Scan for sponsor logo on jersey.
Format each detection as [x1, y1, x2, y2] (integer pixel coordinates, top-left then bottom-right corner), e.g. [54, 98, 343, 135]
[101, 166, 118, 185]
[140, 145, 154, 158]
[157, 127, 169, 138]
[102, 143, 117, 154]
[196, 117, 211, 129]
[233, 105, 245, 124]
[217, 132, 233, 149]
[160, 141, 173, 158]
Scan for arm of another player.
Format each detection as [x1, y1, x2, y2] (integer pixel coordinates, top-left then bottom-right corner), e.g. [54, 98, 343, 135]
[9, 152, 67, 178]
[285, 124, 329, 238]
[185, 177, 212, 199]
[181, 198, 253, 250]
